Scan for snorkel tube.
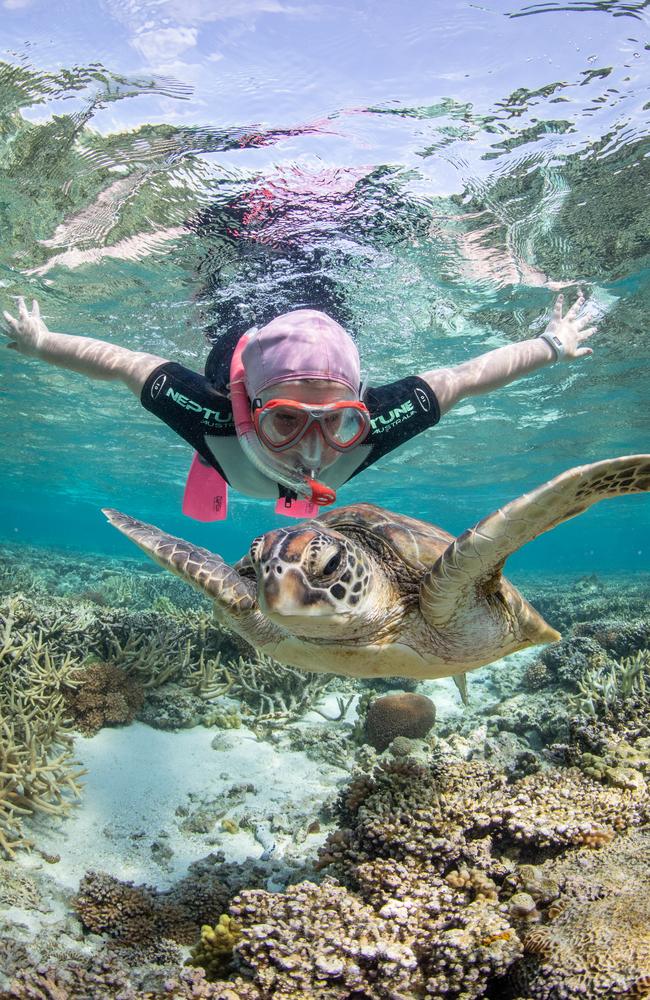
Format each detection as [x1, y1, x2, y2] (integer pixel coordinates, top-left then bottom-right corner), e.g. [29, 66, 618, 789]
[230, 332, 336, 507]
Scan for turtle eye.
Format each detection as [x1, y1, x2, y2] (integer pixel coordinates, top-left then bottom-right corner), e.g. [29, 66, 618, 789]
[322, 551, 342, 576]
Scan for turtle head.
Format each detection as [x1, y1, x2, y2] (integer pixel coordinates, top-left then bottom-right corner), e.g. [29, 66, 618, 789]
[249, 522, 376, 638]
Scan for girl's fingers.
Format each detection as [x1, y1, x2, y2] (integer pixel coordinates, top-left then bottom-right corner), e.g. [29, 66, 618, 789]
[578, 326, 597, 340]
[576, 346, 593, 358]
[2, 310, 17, 330]
[552, 294, 564, 319]
[32, 299, 40, 318]
[566, 297, 585, 320]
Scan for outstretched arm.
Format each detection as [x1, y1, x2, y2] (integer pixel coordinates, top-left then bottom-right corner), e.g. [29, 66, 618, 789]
[2, 297, 167, 395]
[422, 291, 598, 416]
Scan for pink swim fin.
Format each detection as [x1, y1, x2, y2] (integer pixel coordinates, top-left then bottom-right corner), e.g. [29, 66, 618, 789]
[275, 496, 321, 519]
[183, 453, 228, 521]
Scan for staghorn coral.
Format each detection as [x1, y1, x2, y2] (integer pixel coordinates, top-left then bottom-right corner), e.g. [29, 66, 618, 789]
[570, 649, 649, 718]
[363, 692, 436, 752]
[63, 659, 144, 735]
[286, 722, 356, 769]
[0, 597, 86, 857]
[228, 652, 334, 726]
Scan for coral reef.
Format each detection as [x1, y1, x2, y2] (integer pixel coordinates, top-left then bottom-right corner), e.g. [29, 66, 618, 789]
[227, 653, 334, 728]
[1, 548, 649, 999]
[570, 648, 648, 718]
[363, 692, 436, 752]
[171, 754, 647, 998]
[524, 575, 650, 633]
[538, 635, 614, 687]
[225, 873, 518, 999]
[0, 542, 207, 612]
[1, 963, 263, 1000]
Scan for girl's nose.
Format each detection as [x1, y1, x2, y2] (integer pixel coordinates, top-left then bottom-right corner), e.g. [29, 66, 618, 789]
[298, 425, 326, 466]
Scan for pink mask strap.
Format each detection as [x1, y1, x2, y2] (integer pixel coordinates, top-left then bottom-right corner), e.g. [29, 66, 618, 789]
[275, 496, 320, 519]
[183, 453, 228, 521]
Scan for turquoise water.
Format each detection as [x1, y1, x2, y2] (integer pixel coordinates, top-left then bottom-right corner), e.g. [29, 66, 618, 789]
[0, 0, 648, 576]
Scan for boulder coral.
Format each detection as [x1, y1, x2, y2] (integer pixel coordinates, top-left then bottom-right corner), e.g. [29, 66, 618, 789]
[363, 692, 436, 751]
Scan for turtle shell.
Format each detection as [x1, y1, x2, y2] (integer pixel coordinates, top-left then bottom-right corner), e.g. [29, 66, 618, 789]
[318, 502, 454, 575]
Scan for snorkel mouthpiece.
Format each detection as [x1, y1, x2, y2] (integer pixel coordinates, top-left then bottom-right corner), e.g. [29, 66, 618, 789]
[309, 479, 336, 506]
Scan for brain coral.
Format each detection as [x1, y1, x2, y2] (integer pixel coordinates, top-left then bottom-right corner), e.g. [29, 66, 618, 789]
[364, 692, 436, 751]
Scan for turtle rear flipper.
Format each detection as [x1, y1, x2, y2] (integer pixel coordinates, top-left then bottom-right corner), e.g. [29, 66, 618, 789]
[420, 455, 650, 628]
[102, 509, 256, 615]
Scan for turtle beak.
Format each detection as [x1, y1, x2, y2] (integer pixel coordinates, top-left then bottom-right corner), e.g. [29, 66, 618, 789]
[258, 563, 334, 619]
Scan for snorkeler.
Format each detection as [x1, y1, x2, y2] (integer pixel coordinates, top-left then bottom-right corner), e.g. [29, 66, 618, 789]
[2, 292, 597, 519]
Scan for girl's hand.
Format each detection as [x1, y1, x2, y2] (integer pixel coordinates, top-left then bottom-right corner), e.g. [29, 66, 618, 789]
[2, 297, 52, 357]
[543, 290, 598, 360]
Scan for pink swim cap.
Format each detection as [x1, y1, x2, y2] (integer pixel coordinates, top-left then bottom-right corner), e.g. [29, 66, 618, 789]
[241, 309, 360, 398]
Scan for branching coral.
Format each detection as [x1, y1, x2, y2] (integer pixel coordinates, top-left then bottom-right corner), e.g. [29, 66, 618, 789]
[74, 867, 234, 956]
[228, 652, 334, 726]
[571, 649, 649, 717]
[0, 597, 86, 858]
[1, 963, 262, 999]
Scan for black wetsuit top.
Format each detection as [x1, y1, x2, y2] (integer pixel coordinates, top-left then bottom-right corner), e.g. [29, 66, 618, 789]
[141, 343, 440, 499]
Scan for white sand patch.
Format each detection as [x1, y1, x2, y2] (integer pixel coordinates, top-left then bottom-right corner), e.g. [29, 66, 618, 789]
[23, 722, 347, 891]
[419, 647, 541, 719]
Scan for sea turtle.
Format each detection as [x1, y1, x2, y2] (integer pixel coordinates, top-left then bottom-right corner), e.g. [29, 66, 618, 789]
[103, 456, 649, 685]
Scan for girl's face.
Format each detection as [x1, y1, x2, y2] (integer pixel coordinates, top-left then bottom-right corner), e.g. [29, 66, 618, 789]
[257, 379, 359, 474]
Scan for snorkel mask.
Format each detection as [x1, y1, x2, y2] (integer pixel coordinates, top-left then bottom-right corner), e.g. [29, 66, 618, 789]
[251, 398, 370, 453]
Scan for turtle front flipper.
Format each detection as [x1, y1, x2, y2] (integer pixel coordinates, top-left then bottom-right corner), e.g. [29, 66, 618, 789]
[420, 455, 650, 627]
[102, 509, 256, 616]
